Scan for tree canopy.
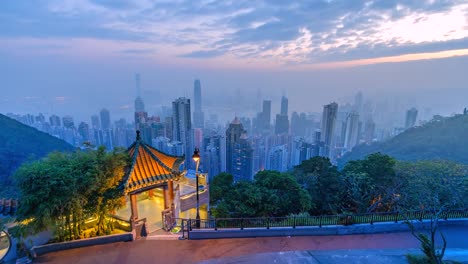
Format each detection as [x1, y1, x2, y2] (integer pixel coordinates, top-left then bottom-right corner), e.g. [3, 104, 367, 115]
[210, 170, 311, 218]
[14, 147, 129, 241]
[211, 153, 468, 218]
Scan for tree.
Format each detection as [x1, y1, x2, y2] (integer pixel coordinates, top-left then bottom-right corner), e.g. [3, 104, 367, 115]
[209, 173, 233, 204]
[14, 147, 129, 241]
[341, 172, 375, 213]
[395, 160, 468, 264]
[211, 171, 311, 218]
[342, 153, 398, 212]
[395, 160, 468, 210]
[294, 157, 343, 214]
[255, 171, 312, 216]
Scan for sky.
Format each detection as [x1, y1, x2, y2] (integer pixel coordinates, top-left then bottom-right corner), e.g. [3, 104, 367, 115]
[1, 0, 468, 123]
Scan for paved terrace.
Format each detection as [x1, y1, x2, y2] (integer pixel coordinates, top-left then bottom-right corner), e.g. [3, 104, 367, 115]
[34, 226, 468, 264]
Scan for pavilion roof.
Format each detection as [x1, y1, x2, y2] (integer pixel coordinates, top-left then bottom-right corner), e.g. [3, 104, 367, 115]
[122, 131, 184, 194]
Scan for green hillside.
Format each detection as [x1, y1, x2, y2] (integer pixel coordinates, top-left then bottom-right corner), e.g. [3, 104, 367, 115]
[339, 114, 468, 167]
[0, 114, 75, 195]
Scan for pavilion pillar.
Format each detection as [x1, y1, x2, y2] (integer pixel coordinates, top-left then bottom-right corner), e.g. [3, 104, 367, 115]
[163, 185, 170, 209]
[130, 194, 138, 221]
[148, 189, 154, 198]
[168, 180, 174, 207]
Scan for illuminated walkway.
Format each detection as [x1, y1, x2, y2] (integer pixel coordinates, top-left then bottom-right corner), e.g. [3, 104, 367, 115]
[116, 189, 208, 233]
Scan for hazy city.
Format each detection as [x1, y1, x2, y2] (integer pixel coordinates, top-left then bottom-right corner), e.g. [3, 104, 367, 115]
[1, 1, 468, 264]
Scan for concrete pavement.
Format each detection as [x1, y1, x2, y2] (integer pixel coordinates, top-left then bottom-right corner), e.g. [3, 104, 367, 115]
[200, 249, 468, 264]
[32, 226, 468, 264]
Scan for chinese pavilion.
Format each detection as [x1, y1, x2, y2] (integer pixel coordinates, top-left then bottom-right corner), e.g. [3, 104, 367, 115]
[122, 131, 185, 229]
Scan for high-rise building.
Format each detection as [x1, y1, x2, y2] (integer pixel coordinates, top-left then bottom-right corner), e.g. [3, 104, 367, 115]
[78, 122, 90, 143]
[261, 100, 271, 132]
[172, 97, 193, 165]
[232, 134, 253, 182]
[100, 108, 111, 130]
[281, 96, 288, 116]
[134, 73, 147, 135]
[320, 102, 338, 159]
[354, 91, 363, 114]
[135, 73, 145, 112]
[291, 112, 305, 137]
[226, 117, 245, 174]
[405, 108, 418, 129]
[364, 119, 375, 144]
[343, 111, 360, 152]
[267, 144, 288, 172]
[193, 79, 204, 128]
[49, 115, 61, 127]
[62, 116, 75, 129]
[91, 115, 100, 129]
[275, 96, 289, 135]
[203, 134, 224, 181]
[275, 114, 289, 135]
[226, 117, 253, 181]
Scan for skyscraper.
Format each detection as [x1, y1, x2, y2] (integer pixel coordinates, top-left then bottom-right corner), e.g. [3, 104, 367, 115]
[267, 144, 288, 172]
[193, 79, 204, 128]
[275, 114, 289, 135]
[172, 97, 193, 164]
[405, 108, 418, 129]
[226, 117, 244, 174]
[78, 122, 90, 142]
[364, 118, 375, 144]
[343, 111, 360, 152]
[226, 117, 253, 181]
[62, 116, 75, 129]
[100, 108, 111, 130]
[203, 134, 224, 181]
[320, 102, 338, 159]
[281, 96, 288, 116]
[261, 100, 271, 132]
[232, 134, 253, 182]
[134, 73, 145, 112]
[275, 96, 289, 135]
[49, 114, 61, 127]
[91, 115, 100, 129]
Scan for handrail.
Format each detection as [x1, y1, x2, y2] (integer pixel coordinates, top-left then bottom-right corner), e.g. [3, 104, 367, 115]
[176, 208, 467, 233]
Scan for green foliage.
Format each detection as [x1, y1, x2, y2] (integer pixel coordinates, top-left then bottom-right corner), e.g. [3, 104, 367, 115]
[342, 153, 398, 212]
[0, 114, 74, 196]
[339, 114, 468, 167]
[209, 173, 233, 204]
[13, 147, 129, 242]
[293, 157, 343, 214]
[211, 152, 467, 218]
[395, 160, 468, 210]
[210, 171, 311, 218]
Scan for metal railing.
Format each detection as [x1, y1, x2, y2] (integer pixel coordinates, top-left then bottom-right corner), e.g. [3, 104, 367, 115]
[177, 209, 468, 239]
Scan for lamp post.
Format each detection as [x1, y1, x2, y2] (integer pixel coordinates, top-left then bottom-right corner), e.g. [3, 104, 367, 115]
[192, 148, 201, 228]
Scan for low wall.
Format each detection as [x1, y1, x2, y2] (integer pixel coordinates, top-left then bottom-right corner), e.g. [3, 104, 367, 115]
[187, 218, 468, 240]
[31, 232, 133, 257]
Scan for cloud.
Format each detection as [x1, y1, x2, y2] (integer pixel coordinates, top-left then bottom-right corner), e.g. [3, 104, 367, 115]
[120, 48, 154, 54]
[179, 49, 224, 58]
[1, 0, 468, 68]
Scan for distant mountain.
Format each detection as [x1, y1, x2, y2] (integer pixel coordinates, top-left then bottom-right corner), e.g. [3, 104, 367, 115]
[339, 114, 468, 167]
[0, 114, 74, 193]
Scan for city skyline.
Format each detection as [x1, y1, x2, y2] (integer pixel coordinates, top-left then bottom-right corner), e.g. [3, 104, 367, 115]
[1, 1, 468, 122]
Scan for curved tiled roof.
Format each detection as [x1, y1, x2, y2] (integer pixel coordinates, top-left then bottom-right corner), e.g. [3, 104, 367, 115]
[122, 131, 184, 194]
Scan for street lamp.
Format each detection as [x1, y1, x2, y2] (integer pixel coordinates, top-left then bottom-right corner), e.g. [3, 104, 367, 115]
[192, 148, 201, 228]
